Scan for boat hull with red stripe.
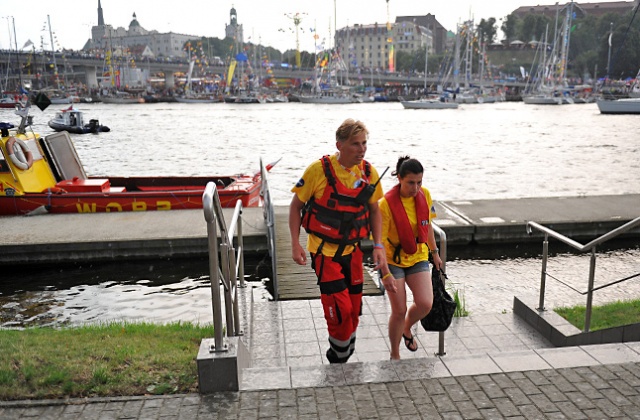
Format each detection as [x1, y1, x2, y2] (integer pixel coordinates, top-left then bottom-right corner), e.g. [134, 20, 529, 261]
[1, 125, 264, 216]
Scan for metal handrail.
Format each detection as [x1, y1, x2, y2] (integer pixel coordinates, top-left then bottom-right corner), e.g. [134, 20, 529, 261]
[526, 216, 640, 332]
[432, 222, 448, 356]
[261, 158, 278, 300]
[202, 182, 246, 352]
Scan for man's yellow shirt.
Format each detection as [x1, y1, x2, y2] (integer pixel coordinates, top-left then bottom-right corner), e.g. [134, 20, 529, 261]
[292, 154, 384, 257]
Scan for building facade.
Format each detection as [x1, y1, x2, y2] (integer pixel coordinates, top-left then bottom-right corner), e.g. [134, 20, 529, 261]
[511, 1, 636, 19]
[84, 0, 198, 59]
[334, 21, 433, 71]
[396, 14, 447, 55]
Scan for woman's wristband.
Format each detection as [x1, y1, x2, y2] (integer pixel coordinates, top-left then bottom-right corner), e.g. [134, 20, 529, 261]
[381, 272, 392, 280]
[373, 243, 384, 249]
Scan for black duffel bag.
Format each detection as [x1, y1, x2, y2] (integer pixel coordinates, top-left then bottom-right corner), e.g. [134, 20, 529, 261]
[420, 267, 457, 332]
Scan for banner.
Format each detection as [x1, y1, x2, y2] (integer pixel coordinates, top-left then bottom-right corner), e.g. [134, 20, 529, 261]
[226, 59, 237, 93]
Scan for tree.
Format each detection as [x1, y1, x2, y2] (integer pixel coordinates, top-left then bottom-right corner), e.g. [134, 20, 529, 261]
[477, 18, 497, 44]
[568, 15, 600, 77]
[521, 14, 538, 42]
[501, 13, 519, 42]
[395, 50, 414, 73]
[606, 29, 640, 79]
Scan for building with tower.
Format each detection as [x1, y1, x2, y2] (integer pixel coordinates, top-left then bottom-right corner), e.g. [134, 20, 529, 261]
[83, 0, 198, 59]
[225, 6, 244, 44]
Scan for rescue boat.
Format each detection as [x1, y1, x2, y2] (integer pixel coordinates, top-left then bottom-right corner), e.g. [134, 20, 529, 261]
[0, 105, 269, 216]
[47, 106, 110, 134]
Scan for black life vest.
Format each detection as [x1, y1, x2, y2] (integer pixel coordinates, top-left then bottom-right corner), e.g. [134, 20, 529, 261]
[385, 184, 430, 262]
[301, 155, 372, 255]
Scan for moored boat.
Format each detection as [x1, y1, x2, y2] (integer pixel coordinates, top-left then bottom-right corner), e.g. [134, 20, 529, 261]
[522, 94, 565, 105]
[100, 92, 145, 104]
[48, 106, 110, 134]
[174, 94, 220, 104]
[298, 89, 355, 104]
[400, 95, 459, 110]
[596, 97, 640, 114]
[0, 104, 270, 215]
[0, 93, 23, 109]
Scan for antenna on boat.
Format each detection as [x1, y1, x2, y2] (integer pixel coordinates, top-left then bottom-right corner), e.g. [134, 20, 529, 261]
[14, 88, 51, 134]
[15, 100, 32, 135]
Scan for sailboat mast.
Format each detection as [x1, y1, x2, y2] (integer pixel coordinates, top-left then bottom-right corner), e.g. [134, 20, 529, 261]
[424, 37, 428, 91]
[453, 23, 460, 89]
[479, 35, 485, 88]
[346, 22, 349, 86]
[542, 24, 549, 90]
[559, 1, 573, 84]
[334, 0, 337, 50]
[3, 18, 13, 91]
[11, 17, 24, 91]
[464, 20, 472, 89]
[47, 15, 59, 89]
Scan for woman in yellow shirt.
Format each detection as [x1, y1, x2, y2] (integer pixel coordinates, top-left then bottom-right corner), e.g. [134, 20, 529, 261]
[378, 156, 442, 360]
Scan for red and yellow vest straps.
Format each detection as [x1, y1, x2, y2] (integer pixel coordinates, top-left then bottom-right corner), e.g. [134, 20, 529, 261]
[385, 184, 430, 256]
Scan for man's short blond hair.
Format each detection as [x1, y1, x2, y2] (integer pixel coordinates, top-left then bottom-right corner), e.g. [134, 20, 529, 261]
[336, 118, 369, 143]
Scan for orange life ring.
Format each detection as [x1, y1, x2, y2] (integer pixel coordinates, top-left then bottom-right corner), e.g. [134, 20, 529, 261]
[6, 136, 34, 170]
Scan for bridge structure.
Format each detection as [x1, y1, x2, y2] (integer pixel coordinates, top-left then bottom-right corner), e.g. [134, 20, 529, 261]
[0, 50, 526, 92]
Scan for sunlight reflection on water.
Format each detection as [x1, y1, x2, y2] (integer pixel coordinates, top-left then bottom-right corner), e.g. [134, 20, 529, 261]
[0, 101, 638, 326]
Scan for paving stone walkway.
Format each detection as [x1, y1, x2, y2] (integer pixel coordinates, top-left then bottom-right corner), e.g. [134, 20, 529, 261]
[2, 362, 640, 419]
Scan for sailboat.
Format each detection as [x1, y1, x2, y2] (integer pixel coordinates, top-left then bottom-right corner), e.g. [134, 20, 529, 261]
[628, 68, 640, 98]
[298, 37, 356, 104]
[222, 52, 266, 104]
[456, 26, 502, 104]
[175, 60, 220, 103]
[523, 2, 575, 105]
[401, 32, 459, 110]
[596, 97, 640, 114]
[597, 71, 640, 113]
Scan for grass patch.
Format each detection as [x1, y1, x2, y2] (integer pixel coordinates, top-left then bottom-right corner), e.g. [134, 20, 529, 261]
[0, 321, 213, 400]
[451, 288, 469, 317]
[554, 299, 640, 331]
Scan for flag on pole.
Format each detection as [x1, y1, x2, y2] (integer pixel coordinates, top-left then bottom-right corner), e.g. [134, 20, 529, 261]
[608, 32, 613, 47]
[22, 39, 34, 49]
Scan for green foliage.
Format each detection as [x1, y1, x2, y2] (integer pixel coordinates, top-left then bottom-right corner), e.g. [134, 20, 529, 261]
[447, 285, 469, 318]
[501, 14, 519, 43]
[395, 49, 446, 76]
[510, 9, 640, 78]
[554, 299, 640, 331]
[477, 18, 498, 44]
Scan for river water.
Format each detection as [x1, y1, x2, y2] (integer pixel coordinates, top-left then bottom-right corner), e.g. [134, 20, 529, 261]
[1, 101, 639, 327]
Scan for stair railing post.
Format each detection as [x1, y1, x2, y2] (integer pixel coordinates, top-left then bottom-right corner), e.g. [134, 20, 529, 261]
[538, 233, 549, 311]
[584, 247, 597, 333]
[203, 183, 226, 352]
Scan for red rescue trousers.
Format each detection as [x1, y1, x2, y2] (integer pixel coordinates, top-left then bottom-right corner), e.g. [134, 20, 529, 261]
[311, 246, 364, 363]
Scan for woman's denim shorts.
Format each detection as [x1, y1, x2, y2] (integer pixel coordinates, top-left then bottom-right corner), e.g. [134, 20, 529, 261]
[385, 260, 429, 280]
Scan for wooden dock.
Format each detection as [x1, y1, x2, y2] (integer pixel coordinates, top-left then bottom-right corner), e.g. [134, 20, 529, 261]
[273, 208, 383, 301]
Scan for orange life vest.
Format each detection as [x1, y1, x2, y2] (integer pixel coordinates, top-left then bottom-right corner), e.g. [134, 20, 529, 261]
[301, 155, 372, 256]
[385, 184, 430, 258]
